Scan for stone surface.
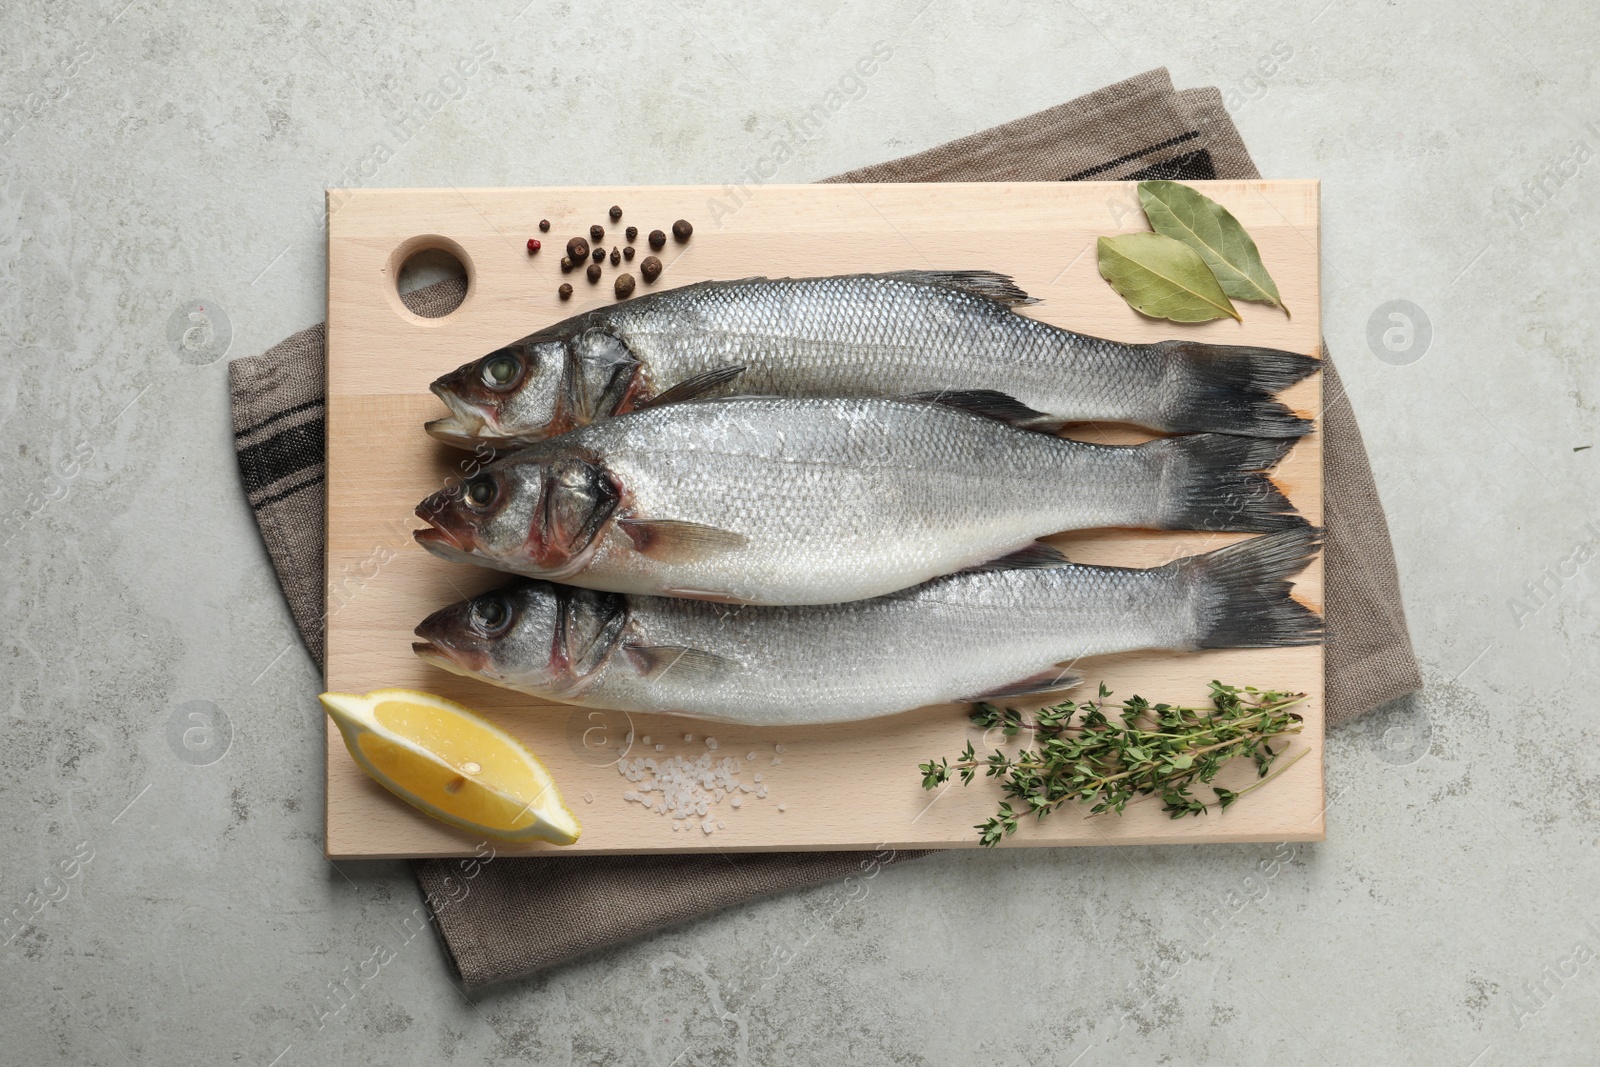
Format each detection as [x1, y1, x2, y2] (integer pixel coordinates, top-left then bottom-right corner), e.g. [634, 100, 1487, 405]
[2, 1, 1596, 1064]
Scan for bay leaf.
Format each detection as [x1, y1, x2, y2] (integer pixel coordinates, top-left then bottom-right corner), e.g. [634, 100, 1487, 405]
[1096, 233, 1241, 323]
[1137, 179, 1289, 316]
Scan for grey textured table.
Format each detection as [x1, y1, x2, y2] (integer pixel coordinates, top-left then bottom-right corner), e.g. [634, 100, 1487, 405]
[3, 2, 1595, 1064]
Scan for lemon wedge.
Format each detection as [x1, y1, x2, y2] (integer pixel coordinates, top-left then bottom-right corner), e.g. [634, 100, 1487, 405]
[320, 688, 580, 845]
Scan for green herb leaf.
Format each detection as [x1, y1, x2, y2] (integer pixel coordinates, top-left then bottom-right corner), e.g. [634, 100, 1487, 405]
[1096, 233, 1241, 323]
[921, 681, 1308, 845]
[1136, 180, 1289, 317]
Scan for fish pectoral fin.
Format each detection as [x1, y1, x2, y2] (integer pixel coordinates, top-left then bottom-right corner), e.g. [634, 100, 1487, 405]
[624, 644, 737, 683]
[962, 668, 1084, 703]
[639, 365, 749, 408]
[906, 389, 1065, 434]
[959, 542, 1073, 574]
[880, 269, 1038, 307]
[618, 518, 749, 563]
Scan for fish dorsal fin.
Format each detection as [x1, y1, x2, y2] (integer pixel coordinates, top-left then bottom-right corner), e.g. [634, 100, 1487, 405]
[618, 518, 749, 564]
[906, 389, 1064, 434]
[959, 542, 1072, 574]
[638, 365, 748, 409]
[624, 644, 736, 683]
[961, 667, 1084, 703]
[879, 270, 1038, 307]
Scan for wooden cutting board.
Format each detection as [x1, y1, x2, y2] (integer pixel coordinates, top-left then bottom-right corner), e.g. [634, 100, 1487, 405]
[324, 182, 1323, 859]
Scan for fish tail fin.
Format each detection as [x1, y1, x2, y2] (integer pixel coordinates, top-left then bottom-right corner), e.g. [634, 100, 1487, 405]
[1155, 433, 1307, 533]
[1178, 528, 1325, 649]
[1156, 340, 1320, 438]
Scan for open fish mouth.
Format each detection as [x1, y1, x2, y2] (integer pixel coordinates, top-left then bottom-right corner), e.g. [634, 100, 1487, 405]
[411, 639, 489, 678]
[425, 414, 485, 448]
[425, 384, 497, 447]
[411, 596, 499, 672]
[412, 507, 482, 565]
[413, 529, 478, 566]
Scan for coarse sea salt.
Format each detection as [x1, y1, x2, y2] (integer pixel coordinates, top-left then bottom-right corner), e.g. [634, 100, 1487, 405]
[617, 750, 775, 836]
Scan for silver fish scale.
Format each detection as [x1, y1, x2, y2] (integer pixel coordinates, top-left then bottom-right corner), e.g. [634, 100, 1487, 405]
[598, 275, 1164, 419]
[519, 395, 1165, 604]
[579, 561, 1198, 725]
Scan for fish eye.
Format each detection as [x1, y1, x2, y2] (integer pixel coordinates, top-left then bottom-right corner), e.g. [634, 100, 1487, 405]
[471, 594, 512, 636]
[481, 353, 523, 391]
[464, 476, 497, 510]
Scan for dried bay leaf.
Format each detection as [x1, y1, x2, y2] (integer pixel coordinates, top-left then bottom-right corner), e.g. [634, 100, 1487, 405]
[1095, 233, 1241, 323]
[1137, 180, 1289, 316]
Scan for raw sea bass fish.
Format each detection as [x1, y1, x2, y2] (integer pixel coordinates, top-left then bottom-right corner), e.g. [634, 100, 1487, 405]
[424, 271, 1319, 449]
[413, 529, 1324, 726]
[414, 395, 1307, 606]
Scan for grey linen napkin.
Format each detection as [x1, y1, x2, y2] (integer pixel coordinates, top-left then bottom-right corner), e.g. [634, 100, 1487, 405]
[229, 67, 1420, 987]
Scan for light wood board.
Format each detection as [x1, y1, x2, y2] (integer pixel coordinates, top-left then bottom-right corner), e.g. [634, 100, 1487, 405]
[325, 182, 1323, 859]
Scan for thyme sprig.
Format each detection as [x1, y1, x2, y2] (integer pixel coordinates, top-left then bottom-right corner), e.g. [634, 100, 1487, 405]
[920, 681, 1307, 847]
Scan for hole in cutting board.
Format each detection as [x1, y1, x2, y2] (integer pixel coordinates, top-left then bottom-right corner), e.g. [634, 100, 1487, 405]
[387, 235, 474, 323]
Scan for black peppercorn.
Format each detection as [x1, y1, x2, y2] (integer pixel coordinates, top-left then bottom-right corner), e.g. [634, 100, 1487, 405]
[558, 283, 573, 300]
[648, 229, 666, 250]
[590, 224, 605, 242]
[640, 255, 662, 282]
[609, 205, 622, 221]
[566, 236, 589, 261]
[672, 219, 693, 242]
[586, 262, 602, 283]
[609, 247, 620, 266]
[624, 225, 638, 242]
[591, 246, 605, 263]
[623, 246, 635, 261]
[615, 273, 635, 299]
[560, 256, 574, 273]
[539, 219, 550, 232]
